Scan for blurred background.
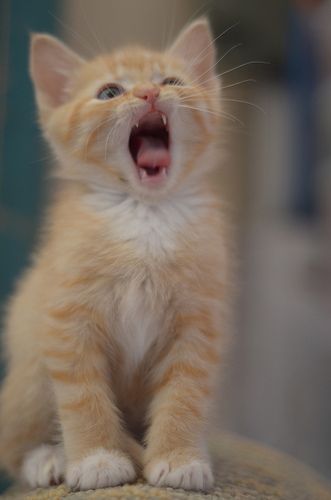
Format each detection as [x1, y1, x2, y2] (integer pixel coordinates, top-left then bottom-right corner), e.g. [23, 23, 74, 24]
[0, 0, 330, 493]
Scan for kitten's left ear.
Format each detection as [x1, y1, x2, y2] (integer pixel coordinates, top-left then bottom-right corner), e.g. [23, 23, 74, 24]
[169, 18, 216, 88]
[30, 33, 85, 110]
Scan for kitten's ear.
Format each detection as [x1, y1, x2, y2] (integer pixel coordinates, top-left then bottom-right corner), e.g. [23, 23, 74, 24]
[30, 33, 84, 110]
[169, 18, 216, 87]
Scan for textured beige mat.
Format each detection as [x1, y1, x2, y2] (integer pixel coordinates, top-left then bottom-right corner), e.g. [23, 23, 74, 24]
[2, 433, 331, 499]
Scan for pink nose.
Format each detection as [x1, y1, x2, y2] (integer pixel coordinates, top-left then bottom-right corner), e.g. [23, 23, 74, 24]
[133, 85, 160, 103]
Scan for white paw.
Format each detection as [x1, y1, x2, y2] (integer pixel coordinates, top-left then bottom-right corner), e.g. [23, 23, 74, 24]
[66, 449, 136, 491]
[21, 444, 65, 488]
[146, 459, 214, 491]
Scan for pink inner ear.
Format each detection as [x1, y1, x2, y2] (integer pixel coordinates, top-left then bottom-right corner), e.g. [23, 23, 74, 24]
[30, 35, 84, 108]
[169, 19, 216, 87]
[35, 57, 68, 107]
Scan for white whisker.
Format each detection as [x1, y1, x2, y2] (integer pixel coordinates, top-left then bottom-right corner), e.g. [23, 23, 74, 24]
[188, 43, 243, 88]
[185, 21, 240, 74]
[80, 3, 106, 55]
[177, 91, 219, 103]
[178, 104, 244, 127]
[165, 0, 214, 50]
[222, 98, 266, 115]
[194, 60, 269, 89]
[218, 60, 270, 78]
[48, 11, 96, 57]
[222, 79, 256, 90]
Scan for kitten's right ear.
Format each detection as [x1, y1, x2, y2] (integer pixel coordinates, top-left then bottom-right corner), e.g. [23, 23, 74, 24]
[30, 33, 84, 110]
[169, 18, 216, 88]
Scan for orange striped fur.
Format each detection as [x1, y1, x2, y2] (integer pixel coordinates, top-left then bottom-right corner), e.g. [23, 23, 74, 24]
[0, 19, 230, 492]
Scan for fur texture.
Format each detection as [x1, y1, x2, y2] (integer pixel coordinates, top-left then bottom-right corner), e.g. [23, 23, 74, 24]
[0, 19, 229, 492]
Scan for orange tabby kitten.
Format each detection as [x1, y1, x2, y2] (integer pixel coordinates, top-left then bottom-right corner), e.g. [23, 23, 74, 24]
[0, 19, 228, 492]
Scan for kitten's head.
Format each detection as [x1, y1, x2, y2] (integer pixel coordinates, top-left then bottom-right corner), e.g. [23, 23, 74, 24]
[30, 19, 220, 199]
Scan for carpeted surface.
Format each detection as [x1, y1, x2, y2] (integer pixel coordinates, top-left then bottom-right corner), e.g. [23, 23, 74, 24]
[2, 433, 331, 499]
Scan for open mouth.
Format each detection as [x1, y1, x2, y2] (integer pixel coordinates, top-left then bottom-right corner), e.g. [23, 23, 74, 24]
[129, 111, 170, 186]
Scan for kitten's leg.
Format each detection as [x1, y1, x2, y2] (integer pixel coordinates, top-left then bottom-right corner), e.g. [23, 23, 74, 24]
[0, 361, 58, 480]
[144, 308, 222, 491]
[44, 313, 136, 491]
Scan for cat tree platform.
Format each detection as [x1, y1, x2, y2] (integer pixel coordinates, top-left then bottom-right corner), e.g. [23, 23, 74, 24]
[3, 433, 331, 499]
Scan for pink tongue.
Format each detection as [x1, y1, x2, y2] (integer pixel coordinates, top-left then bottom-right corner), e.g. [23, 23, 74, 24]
[136, 136, 170, 169]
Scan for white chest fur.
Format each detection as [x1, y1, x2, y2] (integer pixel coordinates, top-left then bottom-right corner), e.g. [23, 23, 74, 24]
[115, 276, 167, 370]
[84, 188, 210, 369]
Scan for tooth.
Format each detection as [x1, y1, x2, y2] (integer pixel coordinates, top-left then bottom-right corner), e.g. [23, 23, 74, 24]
[135, 123, 139, 129]
[140, 168, 148, 179]
[162, 114, 167, 126]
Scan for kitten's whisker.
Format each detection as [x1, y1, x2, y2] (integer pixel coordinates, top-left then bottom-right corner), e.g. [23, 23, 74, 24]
[104, 122, 121, 163]
[218, 60, 270, 78]
[48, 11, 96, 57]
[222, 98, 266, 115]
[80, 3, 106, 55]
[82, 116, 114, 160]
[177, 96, 217, 105]
[29, 153, 54, 165]
[218, 112, 245, 128]
[192, 22, 240, 67]
[194, 60, 269, 89]
[104, 115, 127, 162]
[164, 0, 178, 50]
[179, 0, 213, 35]
[216, 43, 243, 68]
[178, 104, 244, 127]
[176, 86, 221, 102]
[104, 129, 113, 163]
[163, 0, 213, 50]
[188, 43, 243, 88]
[178, 86, 220, 97]
[183, 21, 240, 76]
[161, 5, 169, 50]
[222, 79, 257, 90]
[177, 90, 220, 102]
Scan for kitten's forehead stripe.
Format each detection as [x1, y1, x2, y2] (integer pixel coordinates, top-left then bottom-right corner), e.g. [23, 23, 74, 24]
[75, 48, 186, 90]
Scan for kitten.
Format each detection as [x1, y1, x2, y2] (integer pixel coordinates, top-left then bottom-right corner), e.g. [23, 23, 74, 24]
[0, 19, 228, 492]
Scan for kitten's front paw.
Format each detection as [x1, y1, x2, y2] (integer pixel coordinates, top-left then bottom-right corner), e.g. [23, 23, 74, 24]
[145, 452, 214, 491]
[66, 449, 136, 491]
[21, 444, 65, 488]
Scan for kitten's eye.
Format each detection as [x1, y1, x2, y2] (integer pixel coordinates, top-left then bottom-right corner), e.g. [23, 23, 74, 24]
[97, 83, 124, 100]
[162, 77, 184, 86]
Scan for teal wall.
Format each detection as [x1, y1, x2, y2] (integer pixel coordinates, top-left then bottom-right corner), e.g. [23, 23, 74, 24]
[0, 0, 60, 491]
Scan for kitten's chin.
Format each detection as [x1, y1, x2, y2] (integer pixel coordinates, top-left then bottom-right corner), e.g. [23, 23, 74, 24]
[129, 110, 171, 189]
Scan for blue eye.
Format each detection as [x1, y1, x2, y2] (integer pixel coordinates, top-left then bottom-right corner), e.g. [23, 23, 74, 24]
[162, 77, 184, 86]
[97, 83, 124, 100]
